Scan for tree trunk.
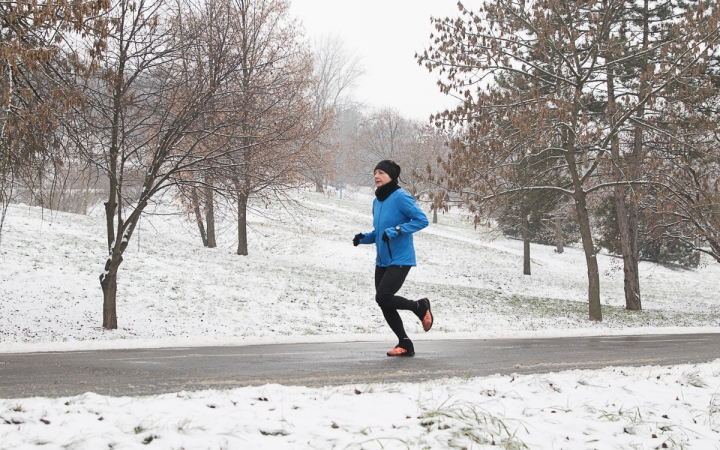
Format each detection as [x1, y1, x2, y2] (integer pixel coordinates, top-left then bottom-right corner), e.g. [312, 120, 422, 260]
[236, 190, 248, 256]
[555, 215, 564, 253]
[102, 186, 118, 329]
[523, 215, 531, 275]
[191, 187, 208, 247]
[612, 187, 641, 310]
[574, 190, 602, 321]
[0, 189, 9, 249]
[83, 168, 92, 216]
[566, 130, 602, 321]
[100, 254, 122, 329]
[433, 208, 438, 224]
[100, 58, 124, 330]
[606, 25, 642, 311]
[104, 198, 116, 249]
[622, 139, 642, 309]
[624, 0, 646, 310]
[205, 184, 216, 248]
[618, 0, 649, 312]
[315, 180, 324, 193]
[610, 120, 641, 311]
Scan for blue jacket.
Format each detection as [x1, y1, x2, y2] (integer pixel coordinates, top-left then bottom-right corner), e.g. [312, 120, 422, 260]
[359, 188, 429, 267]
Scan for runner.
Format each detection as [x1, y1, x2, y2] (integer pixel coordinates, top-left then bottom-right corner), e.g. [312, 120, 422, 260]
[353, 160, 433, 356]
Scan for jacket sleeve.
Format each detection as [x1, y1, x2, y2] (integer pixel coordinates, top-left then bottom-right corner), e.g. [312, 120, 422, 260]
[360, 202, 377, 244]
[396, 191, 429, 234]
[360, 230, 376, 244]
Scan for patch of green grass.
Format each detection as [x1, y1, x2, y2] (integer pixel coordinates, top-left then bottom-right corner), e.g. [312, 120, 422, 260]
[420, 399, 530, 449]
[708, 392, 720, 427]
[681, 370, 708, 388]
[408, 280, 720, 329]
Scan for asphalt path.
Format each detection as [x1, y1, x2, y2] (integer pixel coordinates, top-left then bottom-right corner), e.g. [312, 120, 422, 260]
[1, 333, 719, 398]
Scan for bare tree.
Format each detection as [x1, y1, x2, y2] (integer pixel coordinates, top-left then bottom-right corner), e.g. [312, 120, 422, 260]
[214, 0, 318, 256]
[171, 0, 252, 249]
[332, 106, 366, 186]
[68, 0, 249, 329]
[356, 108, 414, 165]
[305, 35, 365, 192]
[337, 108, 448, 200]
[403, 125, 449, 199]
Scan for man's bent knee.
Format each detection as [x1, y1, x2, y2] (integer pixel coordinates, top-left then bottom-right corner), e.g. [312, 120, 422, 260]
[375, 293, 393, 306]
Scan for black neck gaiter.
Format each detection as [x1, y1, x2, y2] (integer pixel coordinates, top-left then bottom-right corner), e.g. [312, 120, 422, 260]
[375, 180, 400, 202]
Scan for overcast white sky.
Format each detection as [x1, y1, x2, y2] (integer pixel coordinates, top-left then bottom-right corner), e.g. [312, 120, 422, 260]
[288, 0, 476, 122]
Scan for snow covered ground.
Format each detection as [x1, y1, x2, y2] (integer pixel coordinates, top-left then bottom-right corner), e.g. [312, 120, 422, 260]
[2, 186, 720, 448]
[2, 361, 720, 449]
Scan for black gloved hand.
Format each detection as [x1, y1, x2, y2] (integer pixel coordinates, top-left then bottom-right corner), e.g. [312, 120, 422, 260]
[353, 233, 365, 247]
[382, 231, 389, 242]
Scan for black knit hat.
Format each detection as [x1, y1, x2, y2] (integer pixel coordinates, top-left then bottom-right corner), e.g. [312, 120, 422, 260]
[374, 160, 401, 181]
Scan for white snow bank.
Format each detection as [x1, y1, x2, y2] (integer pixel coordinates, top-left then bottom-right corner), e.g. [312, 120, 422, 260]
[2, 360, 720, 449]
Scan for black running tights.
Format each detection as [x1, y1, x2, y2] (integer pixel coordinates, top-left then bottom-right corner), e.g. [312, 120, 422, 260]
[374, 265, 418, 341]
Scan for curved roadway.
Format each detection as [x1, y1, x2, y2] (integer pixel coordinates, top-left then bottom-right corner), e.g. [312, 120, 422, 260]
[1, 333, 718, 398]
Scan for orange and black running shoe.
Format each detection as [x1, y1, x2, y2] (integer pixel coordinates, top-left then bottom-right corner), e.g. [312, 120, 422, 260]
[387, 344, 415, 357]
[419, 298, 433, 332]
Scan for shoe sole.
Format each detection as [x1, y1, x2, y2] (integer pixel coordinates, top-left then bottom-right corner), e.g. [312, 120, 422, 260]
[387, 351, 415, 357]
[422, 298, 433, 332]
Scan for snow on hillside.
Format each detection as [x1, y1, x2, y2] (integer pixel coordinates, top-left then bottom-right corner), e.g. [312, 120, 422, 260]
[1, 186, 719, 354]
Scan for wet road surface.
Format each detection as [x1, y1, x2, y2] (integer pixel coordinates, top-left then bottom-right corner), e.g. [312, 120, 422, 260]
[1, 333, 718, 398]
